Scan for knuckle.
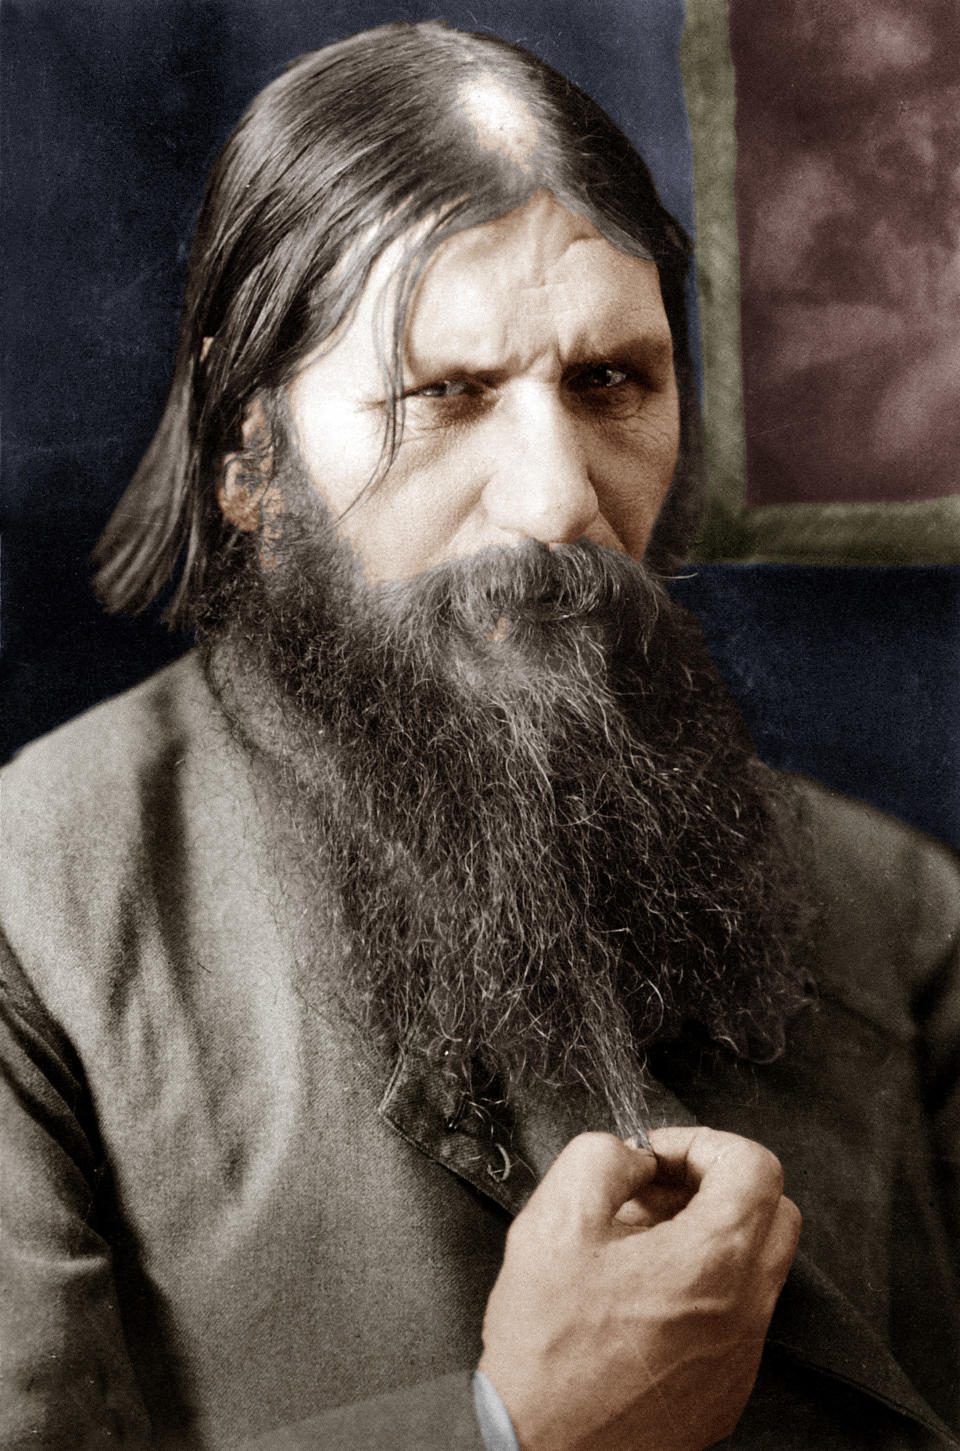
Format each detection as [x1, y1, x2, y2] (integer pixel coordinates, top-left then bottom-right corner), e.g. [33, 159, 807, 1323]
[569, 1129, 623, 1161]
[781, 1195, 803, 1232]
[553, 1129, 624, 1179]
[750, 1143, 785, 1196]
[706, 1131, 784, 1199]
[767, 1152, 786, 1197]
[725, 1224, 757, 1266]
[777, 1195, 803, 1253]
[732, 1141, 784, 1210]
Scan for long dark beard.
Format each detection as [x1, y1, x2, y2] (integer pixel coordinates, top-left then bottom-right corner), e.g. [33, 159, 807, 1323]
[201, 478, 812, 1134]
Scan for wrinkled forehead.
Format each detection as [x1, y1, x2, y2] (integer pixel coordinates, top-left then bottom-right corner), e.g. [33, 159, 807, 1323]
[403, 191, 671, 371]
[297, 189, 670, 380]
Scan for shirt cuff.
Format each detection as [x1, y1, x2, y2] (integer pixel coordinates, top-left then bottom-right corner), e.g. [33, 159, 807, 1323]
[472, 1370, 522, 1451]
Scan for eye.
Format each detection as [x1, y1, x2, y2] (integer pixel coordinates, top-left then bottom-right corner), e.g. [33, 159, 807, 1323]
[406, 378, 472, 400]
[571, 363, 633, 391]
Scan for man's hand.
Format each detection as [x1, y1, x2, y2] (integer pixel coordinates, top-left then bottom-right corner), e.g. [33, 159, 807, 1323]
[478, 1127, 801, 1451]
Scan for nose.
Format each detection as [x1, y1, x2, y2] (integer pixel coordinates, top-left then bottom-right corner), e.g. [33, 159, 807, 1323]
[482, 384, 599, 547]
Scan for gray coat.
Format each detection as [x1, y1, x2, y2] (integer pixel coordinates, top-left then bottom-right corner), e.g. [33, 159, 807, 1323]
[1, 654, 958, 1449]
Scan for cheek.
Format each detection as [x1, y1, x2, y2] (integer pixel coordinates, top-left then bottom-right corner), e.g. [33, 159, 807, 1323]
[288, 390, 385, 516]
[347, 456, 478, 581]
[596, 405, 681, 553]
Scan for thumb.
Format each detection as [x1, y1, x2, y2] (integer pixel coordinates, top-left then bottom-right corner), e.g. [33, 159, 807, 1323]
[532, 1131, 659, 1232]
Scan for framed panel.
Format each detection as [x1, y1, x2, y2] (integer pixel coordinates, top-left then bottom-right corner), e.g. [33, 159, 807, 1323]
[682, 0, 960, 564]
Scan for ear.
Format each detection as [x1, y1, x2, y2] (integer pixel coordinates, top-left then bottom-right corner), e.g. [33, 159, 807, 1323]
[216, 395, 275, 532]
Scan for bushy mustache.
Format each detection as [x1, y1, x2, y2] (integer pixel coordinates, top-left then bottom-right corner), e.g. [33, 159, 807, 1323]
[377, 536, 665, 649]
[265, 520, 672, 721]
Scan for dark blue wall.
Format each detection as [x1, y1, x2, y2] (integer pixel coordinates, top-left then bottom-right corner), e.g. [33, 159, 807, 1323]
[3, 0, 958, 852]
[672, 566, 960, 853]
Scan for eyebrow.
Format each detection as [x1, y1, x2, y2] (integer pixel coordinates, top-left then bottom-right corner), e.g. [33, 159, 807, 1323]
[402, 321, 675, 384]
[567, 329, 675, 367]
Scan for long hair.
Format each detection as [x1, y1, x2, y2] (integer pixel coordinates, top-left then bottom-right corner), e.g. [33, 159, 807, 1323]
[93, 20, 700, 625]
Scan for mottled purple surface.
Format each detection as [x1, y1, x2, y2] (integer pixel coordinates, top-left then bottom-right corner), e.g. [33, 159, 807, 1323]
[731, 0, 960, 506]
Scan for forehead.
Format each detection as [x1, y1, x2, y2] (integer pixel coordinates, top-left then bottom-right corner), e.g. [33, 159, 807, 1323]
[294, 191, 671, 387]
[403, 191, 671, 374]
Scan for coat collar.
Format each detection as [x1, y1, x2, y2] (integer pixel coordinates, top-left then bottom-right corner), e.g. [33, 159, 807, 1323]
[379, 1032, 959, 1449]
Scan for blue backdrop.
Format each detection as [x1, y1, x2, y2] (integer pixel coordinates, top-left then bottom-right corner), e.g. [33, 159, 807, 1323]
[2, 0, 958, 851]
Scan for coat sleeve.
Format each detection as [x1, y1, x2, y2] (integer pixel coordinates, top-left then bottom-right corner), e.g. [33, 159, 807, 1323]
[238, 1373, 487, 1450]
[887, 817, 960, 1430]
[796, 777, 960, 1292]
[0, 931, 154, 1449]
[1, 931, 489, 1451]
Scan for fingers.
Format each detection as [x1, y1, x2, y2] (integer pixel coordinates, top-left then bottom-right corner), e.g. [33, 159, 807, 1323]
[614, 1180, 691, 1228]
[525, 1126, 800, 1284]
[529, 1131, 660, 1231]
[765, 1194, 803, 1290]
[647, 1125, 787, 1243]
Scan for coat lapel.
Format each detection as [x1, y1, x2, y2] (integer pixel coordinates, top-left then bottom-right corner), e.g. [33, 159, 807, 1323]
[769, 1253, 959, 1445]
[379, 1035, 959, 1447]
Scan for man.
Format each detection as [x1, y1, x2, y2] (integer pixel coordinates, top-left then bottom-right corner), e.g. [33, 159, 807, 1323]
[1, 20, 958, 1451]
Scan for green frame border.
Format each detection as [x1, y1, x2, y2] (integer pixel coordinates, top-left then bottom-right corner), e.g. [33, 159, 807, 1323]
[679, 0, 960, 565]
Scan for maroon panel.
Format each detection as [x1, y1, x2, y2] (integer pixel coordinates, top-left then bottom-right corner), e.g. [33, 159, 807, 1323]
[730, 0, 960, 507]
